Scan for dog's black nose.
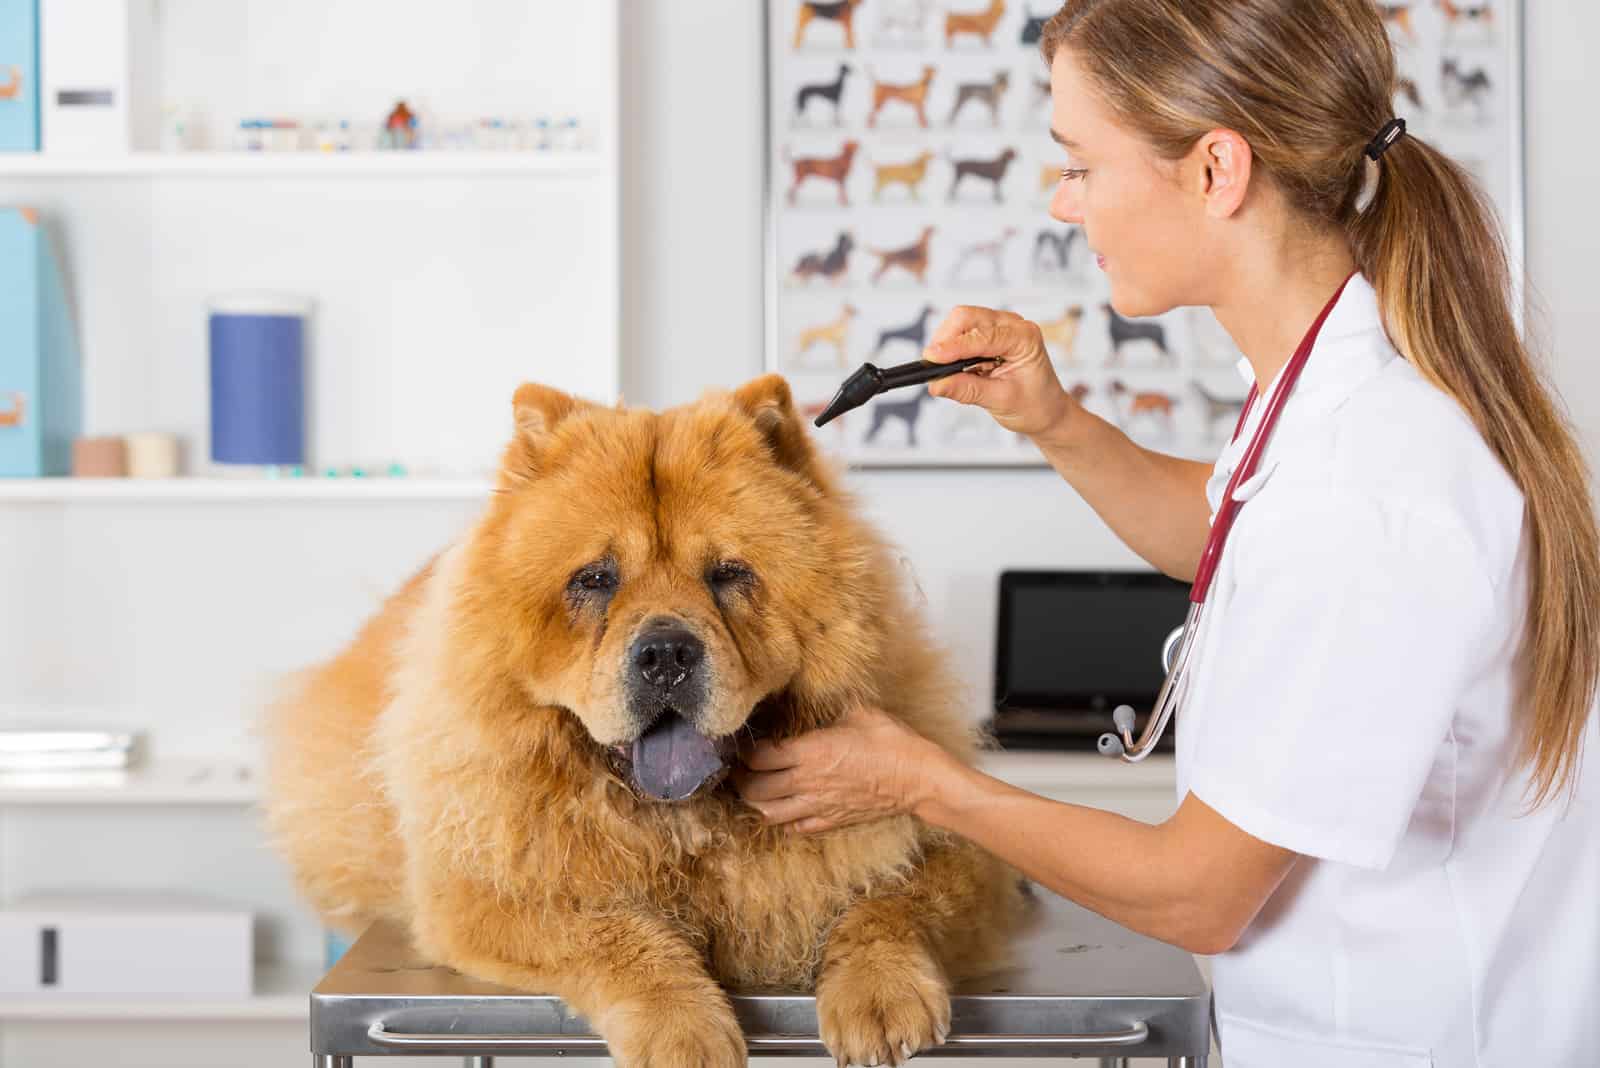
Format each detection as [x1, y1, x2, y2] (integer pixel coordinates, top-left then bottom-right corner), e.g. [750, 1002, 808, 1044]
[632, 622, 703, 691]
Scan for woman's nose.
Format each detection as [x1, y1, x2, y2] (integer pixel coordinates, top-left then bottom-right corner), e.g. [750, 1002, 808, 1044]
[1049, 179, 1084, 225]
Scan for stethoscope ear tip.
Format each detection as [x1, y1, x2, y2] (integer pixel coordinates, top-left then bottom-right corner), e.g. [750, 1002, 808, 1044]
[1111, 705, 1138, 733]
[1097, 733, 1125, 758]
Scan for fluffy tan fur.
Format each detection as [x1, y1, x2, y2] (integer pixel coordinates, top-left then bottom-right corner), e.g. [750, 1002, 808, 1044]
[262, 374, 1030, 1068]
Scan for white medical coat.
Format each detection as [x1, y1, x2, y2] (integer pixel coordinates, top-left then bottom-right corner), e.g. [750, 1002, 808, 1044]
[1176, 273, 1600, 1066]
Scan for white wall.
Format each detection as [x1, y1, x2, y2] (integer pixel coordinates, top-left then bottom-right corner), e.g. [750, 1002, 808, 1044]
[1525, 1, 1600, 461]
[620, 0, 1600, 720]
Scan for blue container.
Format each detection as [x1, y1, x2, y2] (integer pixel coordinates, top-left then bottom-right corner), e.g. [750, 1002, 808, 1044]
[0, 0, 39, 152]
[208, 294, 310, 465]
[0, 207, 80, 477]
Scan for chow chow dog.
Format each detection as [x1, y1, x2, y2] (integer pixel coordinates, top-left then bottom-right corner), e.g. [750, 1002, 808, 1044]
[263, 375, 1030, 1068]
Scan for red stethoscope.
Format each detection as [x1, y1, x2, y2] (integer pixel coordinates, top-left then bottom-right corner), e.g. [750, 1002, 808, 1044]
[1100, 272, 1356, 761]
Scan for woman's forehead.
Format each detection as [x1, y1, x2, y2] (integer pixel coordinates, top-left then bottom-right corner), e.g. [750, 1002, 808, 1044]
[1048, 49, 1119, 152]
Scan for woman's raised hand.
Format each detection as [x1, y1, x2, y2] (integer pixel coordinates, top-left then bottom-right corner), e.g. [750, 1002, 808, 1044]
[922, 306, 1077, 439]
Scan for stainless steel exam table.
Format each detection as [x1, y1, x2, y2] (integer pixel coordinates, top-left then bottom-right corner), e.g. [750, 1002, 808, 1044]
[309, 891, 1211, 1065]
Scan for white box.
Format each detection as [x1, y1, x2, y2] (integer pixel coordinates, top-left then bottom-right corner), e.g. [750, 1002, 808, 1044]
[39, 0, 158, 153]
[0, 891, 253, 998]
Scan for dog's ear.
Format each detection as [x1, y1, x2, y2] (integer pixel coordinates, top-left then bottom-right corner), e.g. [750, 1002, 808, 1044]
[729, 374, 823, 482]
[502, 382, 591, 481]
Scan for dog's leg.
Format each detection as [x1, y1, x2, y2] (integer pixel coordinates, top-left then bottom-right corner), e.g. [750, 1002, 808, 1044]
[410, 884, 745, 1068]
[794, 6, 812, 48]
[816, 834, 1027, 1067]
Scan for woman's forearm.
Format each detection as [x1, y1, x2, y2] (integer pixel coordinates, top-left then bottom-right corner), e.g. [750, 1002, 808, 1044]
[1032, 407, 1214, 582]
[910, 755, 1221, 954]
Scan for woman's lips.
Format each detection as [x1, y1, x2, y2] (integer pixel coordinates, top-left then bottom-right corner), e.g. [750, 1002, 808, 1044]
[1095, 254, 1106, 269]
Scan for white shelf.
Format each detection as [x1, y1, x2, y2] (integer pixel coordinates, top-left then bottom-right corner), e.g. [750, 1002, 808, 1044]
[0, 961, 320, 1021]
[976, 750, 1176, 794]
[0, 758, 260, 805]
[0, 752, 1169, 806]
[0, 150, 604, 178]
[0, 477, 495, 502]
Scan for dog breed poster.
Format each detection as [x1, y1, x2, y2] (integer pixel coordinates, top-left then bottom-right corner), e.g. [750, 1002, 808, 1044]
[764, 0, 1525, 467]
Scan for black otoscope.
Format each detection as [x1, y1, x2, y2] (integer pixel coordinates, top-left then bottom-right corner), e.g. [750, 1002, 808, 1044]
[812, 356, 1002, 427]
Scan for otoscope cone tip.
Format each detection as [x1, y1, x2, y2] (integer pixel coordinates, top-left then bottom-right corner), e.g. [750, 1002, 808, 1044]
[813, 391, 850, 428]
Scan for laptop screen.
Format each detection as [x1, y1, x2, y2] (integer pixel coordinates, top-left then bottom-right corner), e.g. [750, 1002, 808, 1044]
[995, 570, 1192, 711]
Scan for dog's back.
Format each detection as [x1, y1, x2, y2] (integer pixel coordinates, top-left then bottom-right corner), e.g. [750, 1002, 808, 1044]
[262, 565, 435, 934]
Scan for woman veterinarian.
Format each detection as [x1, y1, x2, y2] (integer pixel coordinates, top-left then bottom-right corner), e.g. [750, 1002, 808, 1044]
[734, 1, 1600, 1064]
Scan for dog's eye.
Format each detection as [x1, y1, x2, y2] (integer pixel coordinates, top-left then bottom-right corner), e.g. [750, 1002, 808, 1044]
[708, 561, 754, 587]
[568, 565, 618, 595]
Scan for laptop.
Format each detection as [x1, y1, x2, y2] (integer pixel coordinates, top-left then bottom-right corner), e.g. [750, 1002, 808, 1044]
[989, 569, 1192, 752]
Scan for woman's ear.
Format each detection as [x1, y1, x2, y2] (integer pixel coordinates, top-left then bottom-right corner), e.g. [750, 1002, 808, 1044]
[1196, 127, 1253, 219]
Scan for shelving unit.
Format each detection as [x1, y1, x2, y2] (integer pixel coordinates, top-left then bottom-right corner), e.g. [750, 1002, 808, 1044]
[1, 3, 622, 1064]
[0, 752, 1173, 807]
[0, 477, 496, 502]
[0, 151, 604, 178]
[0, 758, 260, 804]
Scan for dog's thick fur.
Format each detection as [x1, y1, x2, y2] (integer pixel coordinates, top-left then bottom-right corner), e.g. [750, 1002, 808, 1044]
[263, 375, 1029, 1068]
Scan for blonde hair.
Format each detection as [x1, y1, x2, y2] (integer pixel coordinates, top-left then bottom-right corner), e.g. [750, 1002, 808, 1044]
[1041, 0, 1598, 806]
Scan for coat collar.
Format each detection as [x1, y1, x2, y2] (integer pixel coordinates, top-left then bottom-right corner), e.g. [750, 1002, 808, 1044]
[1207, 274, 1397, 513]
[1230, 272, 1394, 412]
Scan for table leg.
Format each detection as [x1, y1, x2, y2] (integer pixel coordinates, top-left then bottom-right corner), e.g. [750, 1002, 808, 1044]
[1168, 1058, 1207, 1067]
[312, 1058, 352, 1068]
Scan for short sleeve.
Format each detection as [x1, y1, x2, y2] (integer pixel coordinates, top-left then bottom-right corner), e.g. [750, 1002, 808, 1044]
[1184, 485, 1499, 871]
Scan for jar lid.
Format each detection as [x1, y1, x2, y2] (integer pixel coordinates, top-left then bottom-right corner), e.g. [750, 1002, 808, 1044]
[207, 293, 313, 317]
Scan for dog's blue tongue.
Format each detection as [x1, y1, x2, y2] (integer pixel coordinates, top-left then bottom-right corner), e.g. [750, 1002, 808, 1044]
[631, 712, 727, 802]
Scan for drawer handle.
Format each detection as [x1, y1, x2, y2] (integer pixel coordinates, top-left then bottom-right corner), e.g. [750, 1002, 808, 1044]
[366, 1018, 1149, 1052]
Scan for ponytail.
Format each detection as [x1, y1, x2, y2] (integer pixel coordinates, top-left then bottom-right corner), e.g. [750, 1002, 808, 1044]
[1350, 136, 1600, 807]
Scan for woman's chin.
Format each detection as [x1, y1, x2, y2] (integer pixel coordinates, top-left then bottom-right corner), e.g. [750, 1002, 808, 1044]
[1106, 285, 1174, 321]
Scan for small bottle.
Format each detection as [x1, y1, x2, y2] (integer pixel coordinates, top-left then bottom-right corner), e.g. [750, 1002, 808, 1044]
[160, 104, 188, 152]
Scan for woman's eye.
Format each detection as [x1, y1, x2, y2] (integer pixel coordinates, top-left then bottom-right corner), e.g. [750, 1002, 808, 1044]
[1060, 167, 1087, 182]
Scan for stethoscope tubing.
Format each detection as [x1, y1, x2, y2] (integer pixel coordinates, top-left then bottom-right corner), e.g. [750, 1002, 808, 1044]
[1100, 274, 1355, 762]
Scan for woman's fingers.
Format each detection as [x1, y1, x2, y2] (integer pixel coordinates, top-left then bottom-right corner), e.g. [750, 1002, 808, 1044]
[732, 766, 802, 802]
[748, 795, 816, 826]
[924, 305, 1013, 358]
[928, 368, 997, 406]
[741, 737, 804, 771]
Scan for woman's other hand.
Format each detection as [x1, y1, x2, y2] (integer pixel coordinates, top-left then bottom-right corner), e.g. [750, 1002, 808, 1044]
[732, 704, 956, 835]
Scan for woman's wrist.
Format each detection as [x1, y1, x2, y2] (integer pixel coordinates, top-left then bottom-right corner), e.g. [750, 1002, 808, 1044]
[906, 743, 985, 828]
[1029, 389, 1082, 452]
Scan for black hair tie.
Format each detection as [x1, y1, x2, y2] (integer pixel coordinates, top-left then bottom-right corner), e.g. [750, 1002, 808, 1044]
[1364, 117, 1406, 161]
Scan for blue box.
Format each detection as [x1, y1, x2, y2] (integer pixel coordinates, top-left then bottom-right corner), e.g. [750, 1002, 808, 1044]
[0, 0, 39, 152]
[0, 208, 80, 477]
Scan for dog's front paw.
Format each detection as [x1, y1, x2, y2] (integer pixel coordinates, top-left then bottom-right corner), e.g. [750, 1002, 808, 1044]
[600, 992, 747, 1068]
[817, 940, 951, 1067]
